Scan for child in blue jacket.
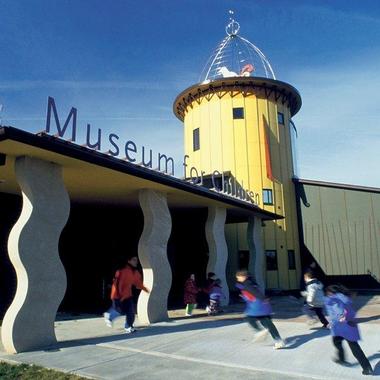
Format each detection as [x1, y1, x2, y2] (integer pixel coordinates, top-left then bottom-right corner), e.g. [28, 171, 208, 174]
[325, 285, 373, 376]
[236, 270, 285, 349]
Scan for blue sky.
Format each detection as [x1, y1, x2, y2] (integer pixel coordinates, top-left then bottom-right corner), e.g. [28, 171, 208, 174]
[1, 0, 379, 187]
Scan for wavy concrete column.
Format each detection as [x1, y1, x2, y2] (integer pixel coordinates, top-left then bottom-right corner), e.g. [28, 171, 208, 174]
[1, 156, 70, 353]
[137, 189, 172, 324]
[247, 216, 265, 292]
[205, 206, 229, 305]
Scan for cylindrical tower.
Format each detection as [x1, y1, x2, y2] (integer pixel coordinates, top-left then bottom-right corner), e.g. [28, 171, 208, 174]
[173, 16, 302, 290]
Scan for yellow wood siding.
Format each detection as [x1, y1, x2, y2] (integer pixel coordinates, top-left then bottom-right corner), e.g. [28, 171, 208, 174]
[301, 185, 380, 281]
[182, 89, 302, 290]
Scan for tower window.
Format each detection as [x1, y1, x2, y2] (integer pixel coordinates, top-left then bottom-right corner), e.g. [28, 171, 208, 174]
[263, 189, 273, 205]
[233, 107, 244, 119]
[288, 250, 296, 270]
[193, 128, 200, 151]
[277, 112, 285, 125]
[265, 250, 278, 271]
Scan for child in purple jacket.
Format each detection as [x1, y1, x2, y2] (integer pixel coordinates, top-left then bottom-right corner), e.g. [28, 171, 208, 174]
[325, 285, 373, 376]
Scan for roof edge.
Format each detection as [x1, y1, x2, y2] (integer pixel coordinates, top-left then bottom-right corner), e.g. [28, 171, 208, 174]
[294, 177, 380, 194]
[173, 76, 302, 121]
[0, 126, 281, 220]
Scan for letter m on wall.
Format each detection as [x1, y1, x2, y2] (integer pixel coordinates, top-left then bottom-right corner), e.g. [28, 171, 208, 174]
[46, 96, 77, 141]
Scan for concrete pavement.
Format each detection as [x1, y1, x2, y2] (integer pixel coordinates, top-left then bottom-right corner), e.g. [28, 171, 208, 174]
[1, 296, 379, 379]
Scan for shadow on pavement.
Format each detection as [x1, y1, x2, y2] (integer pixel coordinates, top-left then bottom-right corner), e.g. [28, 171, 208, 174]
[54, 317, 244, 350]
[284, 327, 330, 349]
[352, 295, 379, 311]
[355, 315, 380, 323]
[270, 296, 306, 320]
[373, 354, 380, 375]
[367, 352, 380, 372]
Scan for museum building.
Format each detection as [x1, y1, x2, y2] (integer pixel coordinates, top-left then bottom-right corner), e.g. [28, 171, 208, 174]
[0, 17, 379, 353]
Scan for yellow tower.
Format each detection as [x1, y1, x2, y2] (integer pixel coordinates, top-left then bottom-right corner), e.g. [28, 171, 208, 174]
[173, 16, 302, 290]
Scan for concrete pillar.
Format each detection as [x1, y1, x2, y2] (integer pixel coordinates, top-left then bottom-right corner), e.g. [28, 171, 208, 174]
[225, 224, 239, 290]
[247, 216, 265, 292]
[137, 189, 172, 324]
[205, 206, 229, 305]
[1, 156, 70, 353]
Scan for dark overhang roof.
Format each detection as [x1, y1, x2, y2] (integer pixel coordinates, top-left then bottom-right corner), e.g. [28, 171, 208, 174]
[0, 126, 281, 221]
[173, 76, 302, 121]
[294, 177, 380, 195]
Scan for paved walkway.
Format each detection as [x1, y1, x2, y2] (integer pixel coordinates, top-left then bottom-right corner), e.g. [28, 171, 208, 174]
[1, 296, 380, 379]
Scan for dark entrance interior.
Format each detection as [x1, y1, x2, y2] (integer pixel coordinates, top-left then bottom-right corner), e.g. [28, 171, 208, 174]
[58, 202, 145, 313]
[0, 193, 21, 318]
[0, 195, 210, 317]
[168, 208, 209, 307]
[59, 203, 210, 313]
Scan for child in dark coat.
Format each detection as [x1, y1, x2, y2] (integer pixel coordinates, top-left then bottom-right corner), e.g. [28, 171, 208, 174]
[204, 272, 216, 292]
[202, 272, 216, 309]
[236, 270, 285, 349]
[207, 279, 224, 315]
[184, 274, 199, 316]
[325, 285, 373, 376]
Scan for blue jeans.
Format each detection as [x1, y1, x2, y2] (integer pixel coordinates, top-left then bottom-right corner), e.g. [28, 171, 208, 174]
[107, 297, 135, 328]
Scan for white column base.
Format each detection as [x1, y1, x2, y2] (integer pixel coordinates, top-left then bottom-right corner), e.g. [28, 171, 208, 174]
[1, 156, 70, 353]
[205, 206, 229, 306]
[137, 189, 172, 324]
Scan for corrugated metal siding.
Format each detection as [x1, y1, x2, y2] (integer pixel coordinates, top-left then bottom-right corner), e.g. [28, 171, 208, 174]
[300, 184, 380, 282]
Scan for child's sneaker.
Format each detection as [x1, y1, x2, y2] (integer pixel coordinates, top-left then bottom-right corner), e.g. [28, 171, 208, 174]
[307, 318, 318, 325]
[252, 329, 269, 342]
[124, 327, 136, 334]
[103, 313, 113, 328]
[273, 340, 286, 349]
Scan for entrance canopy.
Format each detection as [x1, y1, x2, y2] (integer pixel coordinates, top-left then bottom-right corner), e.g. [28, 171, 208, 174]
[0, 125, 280, 353]
[0, 126, 280, 223]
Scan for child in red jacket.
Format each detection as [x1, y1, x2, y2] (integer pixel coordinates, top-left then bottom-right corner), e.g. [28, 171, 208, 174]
[104, 256, 149, 333]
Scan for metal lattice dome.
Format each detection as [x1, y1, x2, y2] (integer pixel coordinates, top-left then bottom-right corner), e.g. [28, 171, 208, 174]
[200, 14, 276, 83]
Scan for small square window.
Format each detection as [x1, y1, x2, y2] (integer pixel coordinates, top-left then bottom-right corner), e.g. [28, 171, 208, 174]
[288, 250, 296, 270]
[263, 189, 273, 205]
[265, 250, 278, 271]
[277, 112, 285, 125]
[233, 107, 244, 119]
[193, 128, 200, 151]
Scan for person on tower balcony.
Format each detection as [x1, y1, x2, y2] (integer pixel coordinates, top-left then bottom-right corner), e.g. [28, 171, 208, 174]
[240, 63, 255, 76]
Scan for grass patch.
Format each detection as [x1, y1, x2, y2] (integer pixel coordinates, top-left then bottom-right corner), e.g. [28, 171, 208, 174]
[0, 361, 87, 379]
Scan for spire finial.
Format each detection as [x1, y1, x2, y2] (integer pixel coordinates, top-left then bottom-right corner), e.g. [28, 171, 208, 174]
[226, 10, 240, 36]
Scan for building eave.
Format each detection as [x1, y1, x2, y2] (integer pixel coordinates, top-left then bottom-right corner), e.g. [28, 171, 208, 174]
[0, 126, 281, 221]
